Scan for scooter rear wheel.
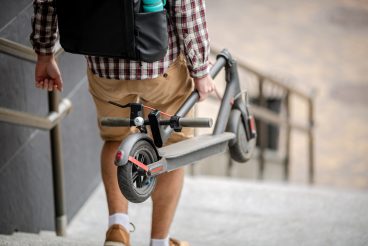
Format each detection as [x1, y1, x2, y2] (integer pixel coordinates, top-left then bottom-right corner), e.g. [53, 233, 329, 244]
[228, 110, 256, 163]
[117, 140, 158, 203]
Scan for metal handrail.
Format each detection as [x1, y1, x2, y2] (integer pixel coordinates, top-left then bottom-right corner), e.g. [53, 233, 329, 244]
[211, 46, 315, 184]
[0, 37, 68, 236]
[250, 105, 310, 133]
[0, 38, 63, 63]
[0, 98, 72, 130]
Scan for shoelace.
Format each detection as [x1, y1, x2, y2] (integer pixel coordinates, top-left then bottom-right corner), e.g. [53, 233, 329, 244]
[129, 222, 136, 233]
[169, 238, 181, 246]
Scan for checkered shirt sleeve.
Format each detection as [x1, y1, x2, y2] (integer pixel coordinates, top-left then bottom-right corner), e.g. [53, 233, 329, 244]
[30, 0, 58, 55]
[173, 0, 210, 78]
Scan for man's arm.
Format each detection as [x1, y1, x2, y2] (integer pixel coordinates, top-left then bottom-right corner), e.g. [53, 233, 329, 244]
[173, 0, 214, 101]
[30, 0, 63, 92]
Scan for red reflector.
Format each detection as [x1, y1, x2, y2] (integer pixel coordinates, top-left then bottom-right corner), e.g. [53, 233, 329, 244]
[250, 116, 255, 131]
[116, 151, 123, 161]
[151, 166, 163, 173]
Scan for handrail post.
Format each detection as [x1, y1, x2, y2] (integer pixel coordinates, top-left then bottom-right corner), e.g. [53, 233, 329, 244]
[258, 77, 267, 180]
[49, 91, 67, 236]
[308, 96, 315, 184]
[284, 91, 291, 181]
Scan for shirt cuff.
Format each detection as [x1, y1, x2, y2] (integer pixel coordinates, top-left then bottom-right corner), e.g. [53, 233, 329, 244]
[190, 62, 209, 78]
[32, 44, 55, 56]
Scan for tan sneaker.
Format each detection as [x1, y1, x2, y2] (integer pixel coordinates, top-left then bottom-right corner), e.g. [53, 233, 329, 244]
[104, 224, 130, 246]
[169, 238, 190, 246]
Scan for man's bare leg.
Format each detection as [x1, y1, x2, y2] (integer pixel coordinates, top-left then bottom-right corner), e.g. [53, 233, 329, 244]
[101, 141, 128, 214]
[151, 168, 185, 238]
[102, 140, 185, 239]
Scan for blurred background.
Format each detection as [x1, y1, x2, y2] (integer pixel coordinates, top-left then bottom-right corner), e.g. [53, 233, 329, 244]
[197, 0, 368, 189]
[0, 0, 367, 245]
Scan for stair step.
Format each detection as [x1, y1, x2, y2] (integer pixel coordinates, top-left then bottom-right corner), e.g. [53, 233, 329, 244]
[0, 231, 98, 246]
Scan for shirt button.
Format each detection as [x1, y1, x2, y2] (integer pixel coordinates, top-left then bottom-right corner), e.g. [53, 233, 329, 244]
[163, 73, 168, 78]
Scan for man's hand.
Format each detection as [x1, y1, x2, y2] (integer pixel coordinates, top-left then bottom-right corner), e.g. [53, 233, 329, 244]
[35, 55, 63, 92]
[193, 75, 215, 101]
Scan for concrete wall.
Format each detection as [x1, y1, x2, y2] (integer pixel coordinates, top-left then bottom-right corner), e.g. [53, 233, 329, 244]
[0, 1, 102, 234]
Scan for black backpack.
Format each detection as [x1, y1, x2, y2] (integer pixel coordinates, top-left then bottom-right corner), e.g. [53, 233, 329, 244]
[55, 0, 168, 62]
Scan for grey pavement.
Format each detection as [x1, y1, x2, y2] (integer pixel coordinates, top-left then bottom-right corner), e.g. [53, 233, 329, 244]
[2, 177, 366, 246]
[66, 177, 368, 246]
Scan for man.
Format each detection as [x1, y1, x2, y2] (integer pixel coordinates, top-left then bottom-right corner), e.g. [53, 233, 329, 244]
[30, 0, 214, 245]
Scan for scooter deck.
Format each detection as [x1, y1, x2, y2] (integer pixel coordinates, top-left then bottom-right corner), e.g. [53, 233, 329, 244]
[157, 132, 235, 171]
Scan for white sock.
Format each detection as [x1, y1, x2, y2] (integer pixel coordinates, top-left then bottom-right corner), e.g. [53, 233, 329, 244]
[108, 213, 130, 232]
[150, 236, 170, 246]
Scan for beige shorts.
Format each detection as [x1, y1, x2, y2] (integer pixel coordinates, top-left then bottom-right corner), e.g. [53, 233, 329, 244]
[87, 55, 195, 145]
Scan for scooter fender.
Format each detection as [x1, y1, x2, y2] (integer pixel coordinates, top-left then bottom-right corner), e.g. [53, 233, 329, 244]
[114, 133, 157, 166]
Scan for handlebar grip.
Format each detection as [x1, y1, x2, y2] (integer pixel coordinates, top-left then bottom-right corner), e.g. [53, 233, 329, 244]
[100, 117, 131, 127]
[178, 117, 213, 128]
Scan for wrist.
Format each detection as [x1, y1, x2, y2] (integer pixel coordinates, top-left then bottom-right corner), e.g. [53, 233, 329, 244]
[193, 74, 209, 84]
[190, 62, 209, 79]
[37, 54, 54, 63]
[193, 73, 209, 80]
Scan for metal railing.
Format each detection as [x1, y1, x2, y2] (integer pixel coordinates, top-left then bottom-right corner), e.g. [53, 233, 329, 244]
[0, 36, 315, 239]
[0, 37, 69, 236]
[211, 46, 315, 183]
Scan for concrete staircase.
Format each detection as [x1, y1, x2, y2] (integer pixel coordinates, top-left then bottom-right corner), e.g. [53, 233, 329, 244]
[0, 231, 96, 246]
[1, 176, 368, 246]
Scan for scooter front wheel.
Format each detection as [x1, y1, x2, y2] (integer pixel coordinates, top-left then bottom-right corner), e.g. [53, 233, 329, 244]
[117, 140, 158, 203]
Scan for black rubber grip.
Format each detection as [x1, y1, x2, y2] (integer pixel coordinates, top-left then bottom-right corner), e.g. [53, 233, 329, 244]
[178, 117, 213, 128]
[100, 117, 131, 127]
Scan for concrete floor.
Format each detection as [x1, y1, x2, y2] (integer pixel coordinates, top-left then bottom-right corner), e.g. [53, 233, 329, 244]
[63, 176, 368, 246]
[1, 177, 367, 245]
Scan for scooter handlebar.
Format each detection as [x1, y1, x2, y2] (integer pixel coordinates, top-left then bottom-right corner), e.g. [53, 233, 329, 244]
[100, 117, 131, 127]
[178, 117, 213, 128]
[100, 116, 212, 128]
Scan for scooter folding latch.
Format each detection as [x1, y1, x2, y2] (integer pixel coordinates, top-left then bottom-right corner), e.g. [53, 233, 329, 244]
[148, 110, 164, 147]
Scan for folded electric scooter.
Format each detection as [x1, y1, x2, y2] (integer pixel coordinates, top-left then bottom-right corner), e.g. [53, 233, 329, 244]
[100, 49, 257, 203]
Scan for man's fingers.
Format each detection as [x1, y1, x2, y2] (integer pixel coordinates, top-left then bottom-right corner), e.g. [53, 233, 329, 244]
[38, 80, 45, 90]
[54, 76, 63, 92]
[198, 91, 208, 102]
[35, 81, 42, 88]
[48, 79, 54, 91]
[43, 78, 48, 90]
[35, 77, 63, 92]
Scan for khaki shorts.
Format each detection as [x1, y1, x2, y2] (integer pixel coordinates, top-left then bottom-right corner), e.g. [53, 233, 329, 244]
[87, 55, 195, 145]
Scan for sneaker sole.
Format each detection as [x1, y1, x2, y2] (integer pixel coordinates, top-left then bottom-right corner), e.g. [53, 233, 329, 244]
[104, 241, 126, 246]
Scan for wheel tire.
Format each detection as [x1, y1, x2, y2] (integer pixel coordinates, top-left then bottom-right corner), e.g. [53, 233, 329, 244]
[117, 140, 158, 203]
[228, 111, 256, 163]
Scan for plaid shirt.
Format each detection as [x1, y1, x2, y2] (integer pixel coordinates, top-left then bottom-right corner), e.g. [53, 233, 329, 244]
[30, 0, 210, 80]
